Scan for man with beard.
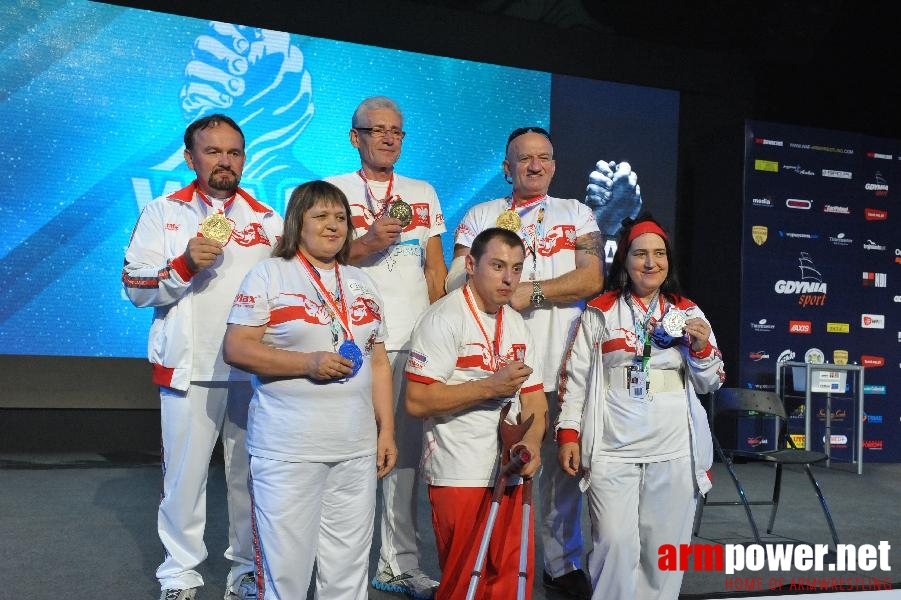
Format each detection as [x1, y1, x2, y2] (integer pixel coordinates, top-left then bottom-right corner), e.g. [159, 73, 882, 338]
[123, 114, 283, 600]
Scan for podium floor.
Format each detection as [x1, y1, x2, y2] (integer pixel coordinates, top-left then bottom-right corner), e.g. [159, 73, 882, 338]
[1, 453, 898, 599]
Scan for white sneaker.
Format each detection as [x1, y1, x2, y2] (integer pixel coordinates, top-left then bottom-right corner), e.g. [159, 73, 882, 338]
[225, 572, 258, 600]
[160, 589, 197, 600]
[371, 566, 439, 599]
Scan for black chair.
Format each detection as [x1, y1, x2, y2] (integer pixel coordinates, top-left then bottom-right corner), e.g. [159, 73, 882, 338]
[693, 387, 840, 548]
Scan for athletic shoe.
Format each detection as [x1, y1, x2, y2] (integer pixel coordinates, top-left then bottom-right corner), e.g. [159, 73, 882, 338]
[159, 589, 197, 600]
[225, 572, 258, 600]
[542, 569, 592, 599]
[371, 566, 439, 599]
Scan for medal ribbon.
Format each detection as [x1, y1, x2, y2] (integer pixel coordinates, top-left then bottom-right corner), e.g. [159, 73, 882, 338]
[626, 290, 661, 372]
[463, 283, 504, 371]
[505, 194, 547, 277]
[357, 169, 395, 219]
[296, 252, 355, 342]
[195, 185, 236, 213]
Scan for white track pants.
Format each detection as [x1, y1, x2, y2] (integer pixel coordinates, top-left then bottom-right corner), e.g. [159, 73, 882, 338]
[249, 454, 376, 600]
[376, 350, 425, 575]
[539, 391, 586, 577]
[586, 456, 697, 600]
[156, 381, 254, 591]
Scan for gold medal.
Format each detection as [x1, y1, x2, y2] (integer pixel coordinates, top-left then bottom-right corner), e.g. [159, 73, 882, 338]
[388, 198, 413, 228]
[495, 209, 522, 232]
[199, 213, 233, 244]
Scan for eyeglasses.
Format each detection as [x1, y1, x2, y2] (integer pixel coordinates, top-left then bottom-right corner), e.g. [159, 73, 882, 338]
[355, 127, 406, 139]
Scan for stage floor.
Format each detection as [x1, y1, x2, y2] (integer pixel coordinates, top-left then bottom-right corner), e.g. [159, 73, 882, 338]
[1, 453, 898, 599]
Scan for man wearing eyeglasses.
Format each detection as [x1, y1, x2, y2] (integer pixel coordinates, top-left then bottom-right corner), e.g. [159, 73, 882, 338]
[448, 127, 638, 599]
[325, 96, 446, 600]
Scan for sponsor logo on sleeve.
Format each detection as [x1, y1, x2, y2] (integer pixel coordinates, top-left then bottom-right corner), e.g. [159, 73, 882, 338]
[232, 293, 258, 309]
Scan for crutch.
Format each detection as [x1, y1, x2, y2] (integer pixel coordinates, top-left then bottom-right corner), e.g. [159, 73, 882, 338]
[466, 403, 535, 600]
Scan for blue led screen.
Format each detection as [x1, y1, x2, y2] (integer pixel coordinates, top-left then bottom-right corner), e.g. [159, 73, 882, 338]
[0, 1, 678, 358]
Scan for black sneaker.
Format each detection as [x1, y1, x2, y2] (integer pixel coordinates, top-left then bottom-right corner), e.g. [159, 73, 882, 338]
[542, 569, 591, 599]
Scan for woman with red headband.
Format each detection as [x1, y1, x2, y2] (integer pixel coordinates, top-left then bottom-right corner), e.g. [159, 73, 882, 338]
[555, 214, 725, 599]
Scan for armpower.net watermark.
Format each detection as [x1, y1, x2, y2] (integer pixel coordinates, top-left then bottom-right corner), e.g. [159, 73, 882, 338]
[659, 542, 892, 592]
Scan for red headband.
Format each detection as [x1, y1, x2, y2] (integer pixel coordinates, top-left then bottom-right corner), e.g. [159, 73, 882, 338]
[627, 221, 668, 245]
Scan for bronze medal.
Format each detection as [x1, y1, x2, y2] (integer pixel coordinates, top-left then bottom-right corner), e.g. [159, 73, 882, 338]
[199, 213, 233, 244]
[388, 198, 413, 227]
[495, 210, 522, 232]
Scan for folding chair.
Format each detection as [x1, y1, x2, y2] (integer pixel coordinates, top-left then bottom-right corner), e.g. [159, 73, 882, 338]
[693, 387, 840, 548]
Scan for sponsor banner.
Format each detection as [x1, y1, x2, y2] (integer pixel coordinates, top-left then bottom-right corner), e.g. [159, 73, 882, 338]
[742, 121, 901, 461]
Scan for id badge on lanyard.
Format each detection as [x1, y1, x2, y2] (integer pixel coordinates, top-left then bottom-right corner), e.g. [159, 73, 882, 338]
[626, 364, 648, 399]
[628, 332, 653, 399]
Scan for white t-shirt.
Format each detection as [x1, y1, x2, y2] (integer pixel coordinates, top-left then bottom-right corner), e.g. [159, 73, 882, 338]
[325, 171, 446, 351]
[454, 195, 599, 390]
[406, 287, 544, 486]
[227, 256, 386, 462]
[191, 193, 280, 381]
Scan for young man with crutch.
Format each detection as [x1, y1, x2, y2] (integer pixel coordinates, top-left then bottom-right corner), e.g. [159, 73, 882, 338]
[406, 227, 548, 599]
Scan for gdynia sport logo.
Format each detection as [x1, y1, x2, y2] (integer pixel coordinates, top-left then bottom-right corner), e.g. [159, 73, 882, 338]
[659, 542, 892, 592]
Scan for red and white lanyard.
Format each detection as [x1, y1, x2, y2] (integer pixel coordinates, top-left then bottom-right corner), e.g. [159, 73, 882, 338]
[463, 283, 505, 371]
[357, 170, 395, 219]
[297, 252, 355, 344]
[506, 194, 546, 272]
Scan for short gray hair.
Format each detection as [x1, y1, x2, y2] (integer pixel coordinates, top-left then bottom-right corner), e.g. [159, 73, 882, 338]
[352, 96, 403, 127]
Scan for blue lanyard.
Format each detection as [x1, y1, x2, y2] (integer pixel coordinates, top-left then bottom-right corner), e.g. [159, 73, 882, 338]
[625, 290, 660, 371]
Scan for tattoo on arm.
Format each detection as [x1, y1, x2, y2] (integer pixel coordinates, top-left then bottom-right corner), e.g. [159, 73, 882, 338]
[575, 231, 603, 257]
